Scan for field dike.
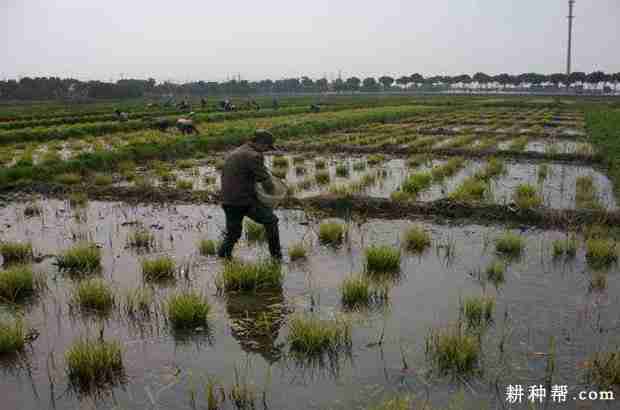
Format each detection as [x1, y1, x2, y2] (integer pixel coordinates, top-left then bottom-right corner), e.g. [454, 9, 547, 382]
[5, 184, 618, 229]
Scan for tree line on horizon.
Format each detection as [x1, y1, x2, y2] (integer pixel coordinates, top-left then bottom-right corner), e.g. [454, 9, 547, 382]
[1, 71, 619, 101]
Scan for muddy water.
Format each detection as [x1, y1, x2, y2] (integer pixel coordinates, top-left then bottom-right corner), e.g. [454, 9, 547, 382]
[491, 161, 617, 210]
[1, 200, 619, 409]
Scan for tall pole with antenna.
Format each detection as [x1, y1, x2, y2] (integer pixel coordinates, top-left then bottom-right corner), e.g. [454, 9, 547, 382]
[566, 0, 575, 76]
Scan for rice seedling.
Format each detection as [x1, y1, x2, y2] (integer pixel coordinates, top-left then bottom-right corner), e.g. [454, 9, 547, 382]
[55, 242, 101, 273]
[23, 202, 41, 217]
[425, 324, 480, 375]
[495, 233, 525, 256]
[367, 154, 386, 165]
[461, 296, 495, 328]
[552, 235, 578, 257]
[123, 287, 154, 317]
[352, 161, 366, 171]
[214, 159, 225, 170]
[271, 168, 287, 179]
[157, 169, 176, 183]
[218, 259, 283, 292]
[0, 265, 44, 302]
[141, 256, 176, 281]
[288, 242, 307, 261]
[198, 239, 219, 256]
[294, 165, 307, 175]
[55, 173, 82, 185]
[71, 278, 115, 312]
[166, 291, 211, 329]
[93, 174, 113, 186]
[585, 350, 620, 389]
[68, 192, 89, 208]
[508, 136, 529, 151]
[576, 143, 594, 156]
[367, 396, 412, 410]
[485, 260, 505, 284]
[177, 159, 194, 169]
[65, 338, 124, 391]
[176, 179, 194, 190]
[0, 316, 26, 354]
[513, 184, 542, 209]
[538, 164, 549, 180]
[314, 159, 327, 169]
[335, 163, 350, 178]
[390, 190, 412, 202]
[244, 220, 266, 242]
[203, 175, 216, 185]
[477, 157, 506, 180]
[450, 177, 487, 201]
[292, 156, 305, 164]
[365, 245, 401, 273]
[401, 172, 432, 196]
[402, 225, 431, 252]
[590, 272, 607, 292]
[328, 184, 354, 197]
[318, 222, 344, 245]
[315, 171, 331, 185]
[0, 241, 33, 265]
[585, 238, 618, 267]
[272, 155, 289, 168]
[576, 175, 601, 209]
[297, 177, 313, 190]
[340, 275, 388, 309]
[287, 314, 351, 356]
[127, 228, 154, 249]
[430, 157, 465, 181]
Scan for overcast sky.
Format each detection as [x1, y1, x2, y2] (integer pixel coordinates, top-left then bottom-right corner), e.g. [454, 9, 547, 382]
[2, 0, 619, 82]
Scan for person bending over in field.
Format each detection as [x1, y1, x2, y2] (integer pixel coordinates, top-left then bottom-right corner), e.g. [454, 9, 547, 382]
[217, 130, 282, 260]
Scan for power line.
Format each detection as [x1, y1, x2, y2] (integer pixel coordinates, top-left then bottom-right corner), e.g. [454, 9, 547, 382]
[566, 0, 576, 76]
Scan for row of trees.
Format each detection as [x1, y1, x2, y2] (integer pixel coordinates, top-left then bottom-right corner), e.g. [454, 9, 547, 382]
[1, 71, 619, 100]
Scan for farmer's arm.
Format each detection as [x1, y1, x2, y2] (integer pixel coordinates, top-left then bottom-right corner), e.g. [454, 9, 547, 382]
[251, 154, 275, 194]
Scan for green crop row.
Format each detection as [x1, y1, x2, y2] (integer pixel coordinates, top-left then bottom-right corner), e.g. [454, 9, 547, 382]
[586, 108, 620, 201]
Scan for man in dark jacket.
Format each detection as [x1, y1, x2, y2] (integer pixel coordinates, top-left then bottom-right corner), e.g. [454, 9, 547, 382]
[217, 130, 282, 259]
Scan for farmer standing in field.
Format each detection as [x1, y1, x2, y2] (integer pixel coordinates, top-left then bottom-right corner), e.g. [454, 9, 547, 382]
[217, 130, 282, 260]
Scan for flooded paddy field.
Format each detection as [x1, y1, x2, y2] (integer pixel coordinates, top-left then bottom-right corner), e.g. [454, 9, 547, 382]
[1, 200, 619, 410]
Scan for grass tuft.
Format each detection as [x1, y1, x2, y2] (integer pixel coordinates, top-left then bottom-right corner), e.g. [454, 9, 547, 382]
[585, 238, 618, 268]
[288, 314, 351, 356]
[401, 172, 432, 196]
[93, 174, 113, 186]
[485, 260, 505, 284]
[56, 242, 101, 273]
[288, 242, 307, 261]
[141, 256, 176, 281]
[272, 155, 289, 168]
[341, 275, 388, 309]
[318, 222, 345, 245]
[365, 245, 401, 273]
[218, 259, 283, 292]
[127, 229, 154, 249]
[586, 350, 620, 389]
[335, 163, 350, 178]
[0, 265, 43, 302]
[552, 235, 578, 257]
[495, 233, 525, 256]
[0, 317, 26, 354]
[71, 278, 115, 312]
[513, 184, 542, 209]
[123, 287, 154, 317]
[315, 171, 331, 185]
[0, 242, 33, 265]
[461, 296, 495, 328]
[166, 291, 211, 329]
[198, 239, 219, 256]
[425, 324, 480, 375]
[244, 220, 266, 242]
[56, 173, 82, 185]
[65, 338, 124, 391]
[403, 225, 431, 252]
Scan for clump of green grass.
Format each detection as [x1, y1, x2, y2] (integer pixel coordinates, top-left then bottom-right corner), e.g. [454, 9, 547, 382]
[203, 175, 216, 185]
[288, 242, 307, 261]
[552, 235, 578, 257]
[335, 163, 350, 178]
[450, 177, 487, 201]
[288, 314, 351, 355]
[0, 242, 33, 265]
[585, 238, 618, 267]
[65, 338, 124, 391]
[461, 296, 495, 328]
[403, 225, 431, 252]
[271, 168, 287, 179]
[315, 171, 331, 185]
[56, 173, 82, 185]
[586, 350, 620, 389]
[244, 220, 266, 242]
[477, 157, 506, 180]
[69, 192, 88, 208]
[576, 175, 601, 209]
[590, 272, 607, 292]
[123, 287, 153, 317]
[218, 259, 283, 292]
[367, 154, 386, 165]
[495, 233, 525, 256]
[214, 159, 225, 170]
[425, 324, 480, 375]
[141, 256, 176, 281]
[407, 155, 429, 168]
[401, 172, 432, 196]
[93, 174, 113, 186]
[367, 396, 412, 410]
[0, 317, 26, 354]
[292, 156, 305, 164]
[23, 202, 41, 217]
[56, 243, 101, 273]
[314, 159, 327, 169]
[127, 229, 154, 249]
[538, 164, 549, 180]
[176, 159, 194, 169]
[176, 179, 194, 190]
[198, 239, 219, 256]
[297, 177, 313, 191]
[166, 291, 211, 329]
[71, 278, 115, 312]
[390, 190, 412, 202]
[340, 275, 388, 309]
[295, 165, 307, 175]
[365, 245, 401, 273]
[485, 260, 505, 284]
[431, 157, 465, 181]
[0, 265, 43, 302]
[318, 222, 344, 245]
[513, 184, 542, 209]
[352, 161, 366, 171]
[272, 156, 289, 168]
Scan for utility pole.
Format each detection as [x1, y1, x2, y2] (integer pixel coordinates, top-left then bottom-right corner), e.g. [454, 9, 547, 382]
[566, 0, 575, 76]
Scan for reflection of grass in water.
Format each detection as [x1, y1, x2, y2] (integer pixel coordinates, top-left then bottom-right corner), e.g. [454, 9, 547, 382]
[0, 317, 26, 354]
[198, 238, 219, 256]
[71, 278, 115, 313]
[0, 241, 33, 265]
[425, 323, 480, 376]
[365, 245, 401, 273]
[65, 338, 124, 392]
[166, 291, 211, 329]
[123, 287, 154, 318]
[461, 295, 495, 329]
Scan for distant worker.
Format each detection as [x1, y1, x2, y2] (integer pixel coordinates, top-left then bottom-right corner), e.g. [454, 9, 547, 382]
[201, 97, 207, 109]
[272, 98, 279, 110]
[309, 103, 320, 113]
[114, 109, 129, 122]
[218, 130, 282, 260]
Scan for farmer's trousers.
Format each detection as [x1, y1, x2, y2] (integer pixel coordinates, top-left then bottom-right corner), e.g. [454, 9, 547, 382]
[218, 203, 282, 259]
